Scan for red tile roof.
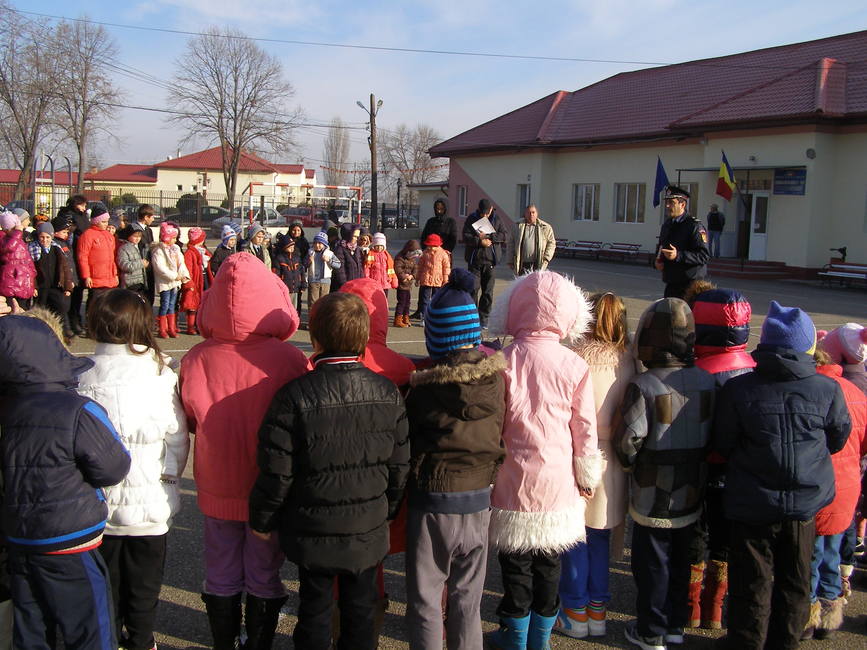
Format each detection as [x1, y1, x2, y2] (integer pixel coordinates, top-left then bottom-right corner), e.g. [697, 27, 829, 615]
[304, 169, 315, 179]
[154, 145, 280, 173]
[273, 164, 304, 174]
[431, 30, 867, 156]
[0, 169, 80, 185]
[85, 164, 158, 183]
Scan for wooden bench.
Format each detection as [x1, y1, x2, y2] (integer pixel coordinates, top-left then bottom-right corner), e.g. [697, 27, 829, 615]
[556, 240, 604, 259]
[600, 242, 643, 262]
[818, 263, 867, 288]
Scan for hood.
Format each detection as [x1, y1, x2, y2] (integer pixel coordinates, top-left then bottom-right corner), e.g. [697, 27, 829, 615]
[410, 349, 505, 421]
[433, 198, 447, 216]
[634, 298, 695, 367]
[340, 278, 388, 345]
[752, 345, 817, 381]
[198, 252, 299, 342]
[0, 315, 92, 389]
[572, 340, 628, 367]
[23, 305, 70, 351]
[488, 271, 591, 343]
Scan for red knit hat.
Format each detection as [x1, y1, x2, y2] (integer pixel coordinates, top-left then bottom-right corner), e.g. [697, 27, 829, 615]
[424, 234, 442, 247]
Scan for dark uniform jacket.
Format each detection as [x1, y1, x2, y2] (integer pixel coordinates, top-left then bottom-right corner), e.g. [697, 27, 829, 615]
[249, 357, 409, 573]
[462, 210, 510, 267]
[657, 214, 710, 285]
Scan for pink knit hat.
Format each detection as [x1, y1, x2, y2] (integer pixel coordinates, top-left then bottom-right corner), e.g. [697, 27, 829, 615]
[0, 210, 20, 231]
[187, 227, 206, 246]
[818, 323, 867, 364]
[160, 222, 179, 243]
[91, 211, 109, 224]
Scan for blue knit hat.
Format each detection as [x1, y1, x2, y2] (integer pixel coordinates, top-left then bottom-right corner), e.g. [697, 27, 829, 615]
[424, 269, 482, 359]
[313, 231, 329, 246]
[221, 224, 237, 246]
[760, 300, 816, 354]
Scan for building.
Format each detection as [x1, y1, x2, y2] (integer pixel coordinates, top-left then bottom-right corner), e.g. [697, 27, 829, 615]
[430, 30, 867, 272]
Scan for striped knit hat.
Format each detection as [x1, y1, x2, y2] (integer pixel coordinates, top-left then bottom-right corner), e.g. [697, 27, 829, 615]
[692, 288, 751, 356]
[424, 269, 482, 359]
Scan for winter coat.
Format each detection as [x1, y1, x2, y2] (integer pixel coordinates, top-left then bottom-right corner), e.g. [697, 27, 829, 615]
[572, 342, 635, 530]
[656, 215, 710, 285]
[54, 236, 79, 286]
[76, 226, 119, 288]
[0, 316, 131, 552]
[151, 242, 190, 294]
[394, 252, 419, 291]
[364, 249, 398, 290]
[180, 253, 308, 521]
[306, 246, 341, 284]
[416, 247, 451, 288]
[406, 349, 506, 505]
[180, 245, 209, 311]
[713, 346, 851, 524]
[273, 251, 307, 293]
[511, 218, 556, 271]
[0, 229, 36, 299]
[814, 364, 867, 535]
[208, 244, 235, 278]
[248, 356, 409, 573]
[421, 213, 458, 253]
[117, 240, 147, 289]
[462, 210, 510, 267]
[842, 363, 867, 396]
[77, 343, 190, 536]
[331, 241, 364, 291]
[291, 233, 310, 261]
[486, 272, 603, 553]
[340, 278, 416, 388]
[30, 242, 73, 292]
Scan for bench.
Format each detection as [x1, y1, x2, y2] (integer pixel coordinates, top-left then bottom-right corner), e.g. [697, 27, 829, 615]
[818, 263, 867, 288]
[600, 242, 643, 262]
[555, 240, 604, 259]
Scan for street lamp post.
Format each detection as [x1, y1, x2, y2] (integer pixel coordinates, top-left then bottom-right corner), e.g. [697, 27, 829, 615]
[357, 94, 383, 232]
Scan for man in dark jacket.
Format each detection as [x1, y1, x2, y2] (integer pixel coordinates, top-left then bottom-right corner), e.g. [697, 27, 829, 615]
[0, 315, 131, 649]
[655, 186, 710, 299]
[462, 198, 509, 328]
[712, 301, 850, 650]
[249, 292, 409, 650]
[420, 198, 457, 253]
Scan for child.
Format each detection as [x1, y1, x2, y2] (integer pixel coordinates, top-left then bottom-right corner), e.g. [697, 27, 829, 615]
[76, 288, 190, 650]
[416, 234, 451, 320]
[273, 233, 307, 315]
[393, 239, 420, 328]
[358, 229, 372, 258]
[404, 269, 506, 649]
[306, 231, 340, 313]
[712, 301, 850, 650]
[249, 291, 409, 650]
[209, 224, 238, 277]
[28, 222, 74, 341]
[116, 225, 148, 296]
[0, 210, 37, 311]
[331, 223, 364, 292]
[557, 292, 635, 639]
[0, 315, 131, 648]
[487, 271, 603, 649]
[181, 253, 308, 650]
[51, 213, 81, 333]
[288, 221, 309, 260]
[180, 227, 211, 335]
[364, 232, 398, 296]
[614, 297, 716, 650]
[151, 222, 190, 339]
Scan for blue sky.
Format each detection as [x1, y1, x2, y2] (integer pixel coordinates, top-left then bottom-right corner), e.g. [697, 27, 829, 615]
[22, 0, 867, 170]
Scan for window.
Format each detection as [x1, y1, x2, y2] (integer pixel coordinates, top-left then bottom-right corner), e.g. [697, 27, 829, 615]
[516, 184, 531, 216]
[457, 185, 468, 218]
[176, 184, 183, 191]
[614, 183, 646, 223]
[573, 184, 600, 221]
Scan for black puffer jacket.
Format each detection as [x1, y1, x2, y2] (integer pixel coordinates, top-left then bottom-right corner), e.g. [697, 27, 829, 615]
[421, 202, 458, 253]
[713, 346, 851, 524]
[249, 357, 409, 573]
[0, 316, 131, 553]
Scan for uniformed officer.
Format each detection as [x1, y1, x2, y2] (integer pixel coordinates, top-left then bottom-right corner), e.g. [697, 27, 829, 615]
[654, 185, 710, 299]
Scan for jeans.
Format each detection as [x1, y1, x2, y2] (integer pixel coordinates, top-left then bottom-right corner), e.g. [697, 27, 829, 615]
[839, 512, 858, 566]
[417, 286, 436, 319]
[497, 550, 561, 618]
[708, 230, 722, 257]
[810, 533, 843, 601]
[559, 528, 611, 609]
[158, 288, 178, 316]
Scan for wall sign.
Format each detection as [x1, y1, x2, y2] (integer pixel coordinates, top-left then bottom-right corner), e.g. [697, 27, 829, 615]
[773, 168, 807, 195]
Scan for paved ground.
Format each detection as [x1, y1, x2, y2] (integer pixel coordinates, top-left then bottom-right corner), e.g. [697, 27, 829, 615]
[67, 245, 867, 648]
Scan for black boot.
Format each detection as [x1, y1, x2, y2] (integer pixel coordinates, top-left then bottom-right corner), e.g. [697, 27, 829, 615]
[201, 592, 243, 650]
[244, 594, 287, 650]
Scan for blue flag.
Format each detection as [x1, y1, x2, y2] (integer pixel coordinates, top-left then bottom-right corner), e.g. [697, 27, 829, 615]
[653, 156, 670, 208]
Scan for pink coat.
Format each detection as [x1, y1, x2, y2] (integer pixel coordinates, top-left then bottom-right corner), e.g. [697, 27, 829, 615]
[488, 271, 603, 553]
[0, 229, 36, 299]
[364, 249, 398, 290]
[180, 252, 308, 521]
[416, 247, 451, 288]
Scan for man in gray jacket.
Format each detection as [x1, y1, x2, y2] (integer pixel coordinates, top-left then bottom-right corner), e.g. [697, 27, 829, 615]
[510, 205, 556, 274]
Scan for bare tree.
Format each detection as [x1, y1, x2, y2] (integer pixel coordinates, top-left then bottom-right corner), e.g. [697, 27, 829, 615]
[166, 26, 300, 208]
[322, 117, 350, 186]
[53, 18, 120, 192]
[377, 123, 446, 204]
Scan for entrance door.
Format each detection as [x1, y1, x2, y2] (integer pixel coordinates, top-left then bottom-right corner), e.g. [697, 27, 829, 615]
[748, 192, 769, 261]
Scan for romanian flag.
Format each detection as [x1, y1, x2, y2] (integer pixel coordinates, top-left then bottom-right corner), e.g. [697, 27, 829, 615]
[716, 151, 736, 201]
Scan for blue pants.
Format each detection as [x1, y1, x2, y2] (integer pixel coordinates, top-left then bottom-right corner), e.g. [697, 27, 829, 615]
[839, 513, 858, 566]
[708, 230, 722, 257]
[418, 286, 435, 319]
[9, 548, 116, 650]
[810, 533, 843, 601]
[158, 288, 178, 316]
[559, 528, 611, 609]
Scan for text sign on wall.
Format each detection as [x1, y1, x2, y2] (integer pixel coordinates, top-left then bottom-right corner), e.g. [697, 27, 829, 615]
[773, 168, 807, 195]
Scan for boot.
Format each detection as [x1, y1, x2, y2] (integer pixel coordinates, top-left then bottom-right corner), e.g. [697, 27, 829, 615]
[157, 315, 169, 339]
[167, 312, 179, 338]
[404, 314, 413, 327]
[489, 615, 530, 650]
[186, 311, 198, 335]
[814, 597, 844, 640]
[527, 611, 557, 650]
[392, 315, 403, 328]
[801, 599, 821, 640]
[840, 563, 853, 599]
[201, 592, 242, 650]
[554, 607, 588, 638]
[243, 594, 287, 650]
[700, 559, 728, 629]
[687, 562, 705, 628]
[587, 601, 606, 636]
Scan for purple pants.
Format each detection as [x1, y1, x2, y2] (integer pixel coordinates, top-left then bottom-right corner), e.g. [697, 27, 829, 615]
[395, 289, 411, 317]
[203, 516, 285, 598]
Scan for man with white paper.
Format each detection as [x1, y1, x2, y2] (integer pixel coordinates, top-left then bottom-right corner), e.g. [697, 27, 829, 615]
[462, 198, 509, 328]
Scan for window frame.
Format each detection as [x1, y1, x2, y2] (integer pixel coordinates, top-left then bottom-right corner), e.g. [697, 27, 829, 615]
[613, 182, 646, 224]
[572, 183, 600, 221]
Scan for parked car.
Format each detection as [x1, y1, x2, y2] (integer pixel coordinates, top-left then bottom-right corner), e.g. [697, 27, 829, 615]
[6, 199, 35, 215]
[175, 205, 230, 227]
[280, 206, 329, 228]
[209, 216, 242, 240]
[231, 206, 283, 227]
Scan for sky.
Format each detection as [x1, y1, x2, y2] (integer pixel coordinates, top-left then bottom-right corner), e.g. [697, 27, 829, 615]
[19, 0, 867, 173]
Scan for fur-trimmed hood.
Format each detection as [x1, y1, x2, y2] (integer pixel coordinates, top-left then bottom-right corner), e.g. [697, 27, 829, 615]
[572, 340, 627, 367]
[488, 271, 591, 344]
[411, 349, 505, 387]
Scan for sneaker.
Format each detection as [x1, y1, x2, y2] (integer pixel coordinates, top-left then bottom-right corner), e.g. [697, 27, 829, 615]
[554, 608, 588, 638]
[665, 628, 684, 644]
[624, 621, 666, 650]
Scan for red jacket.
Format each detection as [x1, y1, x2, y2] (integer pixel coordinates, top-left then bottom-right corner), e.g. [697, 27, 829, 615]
[76, 226, 118, 288]
[816, 364, 867, 535]
[180, 253, 308, 521]
[364, 249, 398, 290]
[180, 245, 210, 311]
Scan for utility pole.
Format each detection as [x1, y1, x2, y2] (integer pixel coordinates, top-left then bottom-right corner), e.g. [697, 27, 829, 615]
[357, 94, 383, 232]
[396, 177, 402, 228]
